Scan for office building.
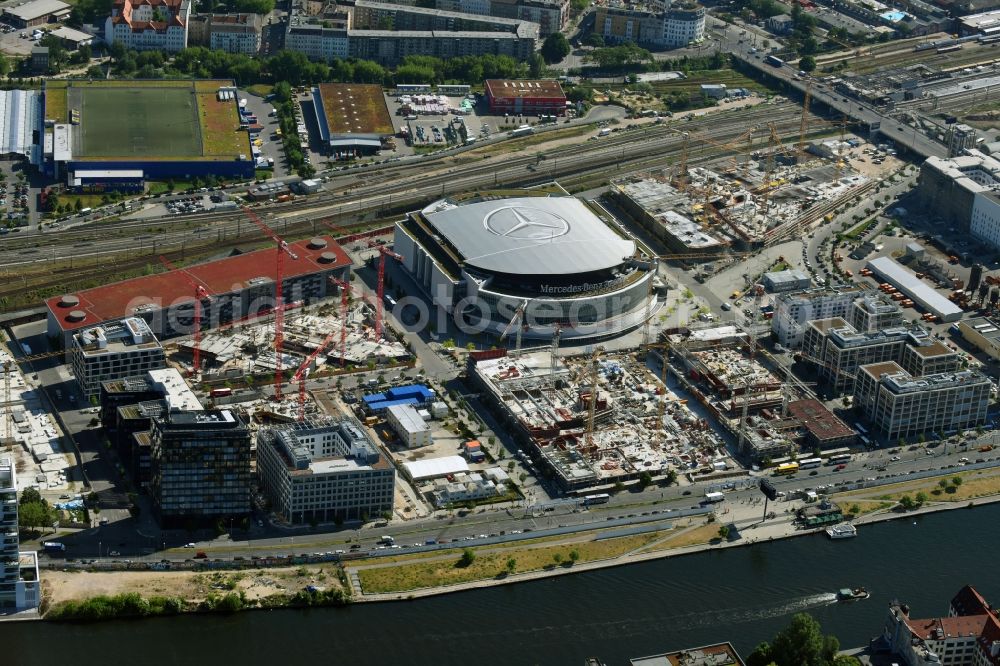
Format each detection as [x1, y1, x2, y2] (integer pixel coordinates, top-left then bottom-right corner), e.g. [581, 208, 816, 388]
[257, 417, 395, 525]
[117, 399, 167, 484]
[285, 0, 350, 61]
[854, 362, 989, 441]
[802, 319, 956, 394]
[786, 399, 856, 451]
[70, 317, 166, 399]
[484, 79, 567, 115]
[917, 150, 1000, 230]
[0, 457, 40, 612]
[150, 409, 251, 525]
[430, 471, 503, 506]
[851, 292, 905, 333]
[879, 586, 1000, 666]
[771, 286, 864, 347]
[105, 0, 191, 52]
[970, 192, 1000, 251]
[386, 403, 432, 448]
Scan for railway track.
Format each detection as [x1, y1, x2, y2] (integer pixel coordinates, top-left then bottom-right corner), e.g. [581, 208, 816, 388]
[0, 103, 823, 307]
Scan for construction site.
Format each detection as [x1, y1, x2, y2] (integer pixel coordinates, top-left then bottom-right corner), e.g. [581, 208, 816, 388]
[0, 348, 76, 494]
[609, 135, 869, 254]
[468, 347, 732, 493]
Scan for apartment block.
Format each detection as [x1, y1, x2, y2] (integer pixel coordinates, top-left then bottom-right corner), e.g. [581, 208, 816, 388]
[0, 457, 39, 612]
[150, 409, 251, 525]
[70, 317, 166, 399]
[854, 362, 989, 441]
[257, 417, 395, 525]
[593, 0, 705, 49]
[189, 13, 262, 54]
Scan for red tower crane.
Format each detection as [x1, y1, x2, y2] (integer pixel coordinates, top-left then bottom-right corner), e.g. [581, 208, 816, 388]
[329, 275, 350, 368]
[242, 207, 298, 401]
[158, 256, 210, 377]
[293, 329, 340, 421]
[374, 245, 403, 341]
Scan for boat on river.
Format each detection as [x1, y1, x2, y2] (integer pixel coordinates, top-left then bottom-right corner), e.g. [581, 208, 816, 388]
[837, 587, 870, 601]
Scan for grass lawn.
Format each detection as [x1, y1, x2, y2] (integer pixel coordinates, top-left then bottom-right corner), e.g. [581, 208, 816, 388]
[77, 87, 201, 158]
[642, 521, 721, 552]
[357, 530, 668, 594]
[834, 469, 1000, 506]
[45, 86, 68, 123]
[198, 91, 250, 157]
[842, 500, 894, 516]
[146, 180, 195, 195]
[246, 84, 274, 98]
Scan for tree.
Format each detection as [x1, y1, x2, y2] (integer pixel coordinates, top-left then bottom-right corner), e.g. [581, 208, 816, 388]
[915, 492, 928, 506]
[939, 479, 950, 490]
[568, 549, 580, 564]
[552, 552, 563, 565]
[19, 488, 42, 506]
[458, 548, 476, 567]
[18, 501, 51, 533]
[952, 476, 963, 487]
[898, 494, 915, 511]
[637, 471, 653, 489]
[748, 613, 840, 666]
[665, 469, 678, 486]
[800, 55, 816, 71]
[584, 33, 605, 48]
[541, 33, 571, 64]
[718, 525, 730, 540]
[505, 557, 516, 574]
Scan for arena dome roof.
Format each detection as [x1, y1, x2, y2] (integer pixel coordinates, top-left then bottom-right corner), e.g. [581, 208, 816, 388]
[420, 196, 636, 276]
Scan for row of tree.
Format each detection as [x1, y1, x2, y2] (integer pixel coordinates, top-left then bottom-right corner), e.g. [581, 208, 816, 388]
[101, 46, 537, 88]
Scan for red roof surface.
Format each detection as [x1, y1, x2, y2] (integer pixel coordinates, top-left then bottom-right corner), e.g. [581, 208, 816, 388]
[904, 614, 990, 641]
[786, 399, 855, 442]
[47, 235, 350, 332]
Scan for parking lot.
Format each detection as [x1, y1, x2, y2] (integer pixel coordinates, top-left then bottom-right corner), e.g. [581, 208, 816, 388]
[0, 17, 45, 56]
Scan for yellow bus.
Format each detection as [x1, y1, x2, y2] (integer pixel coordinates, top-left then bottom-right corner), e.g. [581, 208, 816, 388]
[774, 462, 800, 476]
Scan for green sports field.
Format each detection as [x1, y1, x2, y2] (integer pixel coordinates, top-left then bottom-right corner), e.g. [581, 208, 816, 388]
[73, 86, 203, 159]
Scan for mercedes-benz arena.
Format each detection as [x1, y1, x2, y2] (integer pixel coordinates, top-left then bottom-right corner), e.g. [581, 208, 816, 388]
[393, 189, 658, 340]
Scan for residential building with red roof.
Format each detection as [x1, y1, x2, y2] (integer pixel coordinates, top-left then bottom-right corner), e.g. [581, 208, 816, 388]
[880, 585, 1000, 665]
[46, 236, 351, 346]
[105, 0, 191, 52]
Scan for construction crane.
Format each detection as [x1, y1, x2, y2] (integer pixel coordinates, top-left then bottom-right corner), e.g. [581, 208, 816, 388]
[585, 346, 606, 450]
[374, 245, 403, 342]
[243, 207, 298, 401]
[550, 323, 562, 375]
[293, 329, 340, 421]
[328, 275, 351, 368]
[646, 342, 672, 451]
[499, 299, 528, 358]
[158, 256, 210, 378]
[797, 80, 813, 161]
[676, 132, 690, 191]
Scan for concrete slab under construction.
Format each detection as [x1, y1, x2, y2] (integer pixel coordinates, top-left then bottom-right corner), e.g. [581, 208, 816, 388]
[470, 349, 731, 492]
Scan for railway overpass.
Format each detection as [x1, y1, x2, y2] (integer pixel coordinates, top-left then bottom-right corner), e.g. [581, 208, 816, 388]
[732, 49, 948, 159]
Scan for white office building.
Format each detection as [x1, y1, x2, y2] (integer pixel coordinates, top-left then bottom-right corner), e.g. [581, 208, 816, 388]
[386, 404, 432, 448]
[430, 471, 504, 506]
[771, 286, 863, 347]
[257, 417, 395, 525]
[971, 192, 1000, 250]
[0, 457, 40, 612]
[70, 317, 166, 399]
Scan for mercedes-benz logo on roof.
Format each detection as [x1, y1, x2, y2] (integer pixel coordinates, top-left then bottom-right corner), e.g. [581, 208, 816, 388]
[484, 206, 571, 240]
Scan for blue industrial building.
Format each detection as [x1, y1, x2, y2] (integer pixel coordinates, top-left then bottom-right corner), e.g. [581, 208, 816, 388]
[363, 384, 436, 413]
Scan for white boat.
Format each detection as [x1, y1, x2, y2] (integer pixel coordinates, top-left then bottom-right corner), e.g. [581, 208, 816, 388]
[826, 523, 857, 539]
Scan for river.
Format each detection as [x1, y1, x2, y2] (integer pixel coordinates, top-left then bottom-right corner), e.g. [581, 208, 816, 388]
[5, 503, 999, 666]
